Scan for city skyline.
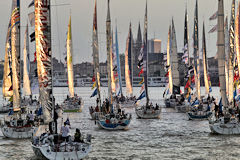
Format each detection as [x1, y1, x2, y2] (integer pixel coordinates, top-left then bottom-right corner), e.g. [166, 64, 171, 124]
[0, 0, 232, 64]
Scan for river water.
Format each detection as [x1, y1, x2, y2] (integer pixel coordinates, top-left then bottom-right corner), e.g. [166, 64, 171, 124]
[0, 87, 239, 160]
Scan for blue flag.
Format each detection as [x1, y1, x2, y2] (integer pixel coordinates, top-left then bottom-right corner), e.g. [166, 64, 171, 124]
[234, 89, 237, 98]
[188, 95, 191, 102]
[219, 98, 222, 112]
[90, 88, 97, 98]
[191, 99, 199, 106]
[209, 86, 212, 93]
[37, 107, 43, 116]
[135, 91, 146, 103]
[8, 109, 14, 116]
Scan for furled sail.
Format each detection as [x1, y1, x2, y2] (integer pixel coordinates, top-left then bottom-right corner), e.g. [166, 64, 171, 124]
[143, 1, 149, 105]
[193, 0, 201, 100]
[111, 31, 116, 94]
[92, 0, 101, 104]
[11, 0, 21, 111]
[67, 16, 74, 98]
[202, 22, 210, 95]
[35, 0, 53, 123]
[171, 19, 180, 94]
[125, 23, 133, 96]
[224, 17, 229, 98]
[106, 0, 113, 104]
[115, 26, 123, 96]
[23, 24, 32, 96]
[2, 21, 13, 98]
[167, 25, 173, 94]
[236, 2, 240, 77]
[217, 0, 228, 107]
[228, 0, 235, 103]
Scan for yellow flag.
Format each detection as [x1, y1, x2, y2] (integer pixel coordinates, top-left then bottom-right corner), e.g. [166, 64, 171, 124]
[9, 96, 13, 102]
[139, 78, 144, 84]
[92, 81, 96, 89]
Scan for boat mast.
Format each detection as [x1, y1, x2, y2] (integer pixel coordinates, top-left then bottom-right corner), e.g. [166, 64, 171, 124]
[143, 0, 149, 105]
[92, 0, 101, 106]
[193, 0, 201, 100]
[184, 6, 190, 94]
[228, 0, 235, 104]
[167, 25, 173, 94]
[224, 17, 229, 99]
[106, 0, 113, 106]
[217, 0, 228, 107]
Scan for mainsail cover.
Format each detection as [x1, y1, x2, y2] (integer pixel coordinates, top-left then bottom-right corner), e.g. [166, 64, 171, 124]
[11, 0, 21, 111]
[217, 0, 227, 107]
[35, 0, 53, 123]
[67, 16, 75, 98]
[224, 17, 229, 98]
[3, 21, 13, 98]
[125, 23, 133, 96]
[143, 1, 149, 104]
[193, 0, 201, 100]
[23, 24, 32, 96]
[202, 22, 210, 94]
[228, 0, 235, 103]
[92, 0, 101, 104]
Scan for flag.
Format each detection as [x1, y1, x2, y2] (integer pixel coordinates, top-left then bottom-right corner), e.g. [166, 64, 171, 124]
[92, 81, 96, 89]
[135, 91, 146, 103]
[8, 109, 14, 116]
[37, 107, 43, 116]
[90, 88, 97, 98]
[30, 32, 35, 42]
[28, 12, 35, 26]
[209, 86, 212, 93]
[234, 89, 237, 98]
[208, 25, 217, 33]
[209, 11, 217, 20]
[28, 0, 34, 8]
[139, 78, 144, 84]
[165, 71, 169, 77]
[34, 52, 37, 62]
[9, 96, 13, 102]
[191, 99, 199, 106]
[138, 68, 143, 77]
[140, 84, 144, 93]
[188, 95, 192, 102]
[92, 75, 95, 82]
[185, 79, 190, 89]
[8, 85, 13, 91]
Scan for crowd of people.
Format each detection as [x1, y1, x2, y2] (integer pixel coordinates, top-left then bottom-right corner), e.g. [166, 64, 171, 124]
[64, 94, 82, 105]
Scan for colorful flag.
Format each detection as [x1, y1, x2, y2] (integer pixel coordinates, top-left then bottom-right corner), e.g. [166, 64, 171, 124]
[135, 91, 145, 103]
[139, 78, 144, 84]
[90, 88, 97, 98]
[138, 68, 143, 77]
[92, 81, 96, 89]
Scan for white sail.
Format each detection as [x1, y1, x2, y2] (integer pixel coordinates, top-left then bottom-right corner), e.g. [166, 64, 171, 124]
[2, 22, 13, 98]
[11, 0, 21, 111]
[125, 23, 133, 96]
[23, 24, 32, 96]
[193, 0, 201, 100]
[92, 0, 101, 104]
[217, 0, 228, 107]
[167, 25, 173, 94]
[228, 0, 235, 103]
[171, 19, 180, 93]
[202, 22, 210, 95]
[67, 16, 74, 98]
[35, 0, 53, 123]
[224, 17, 229, 98]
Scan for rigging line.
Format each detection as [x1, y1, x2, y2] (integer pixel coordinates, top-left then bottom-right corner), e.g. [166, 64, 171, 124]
[54, 0, 62, 63]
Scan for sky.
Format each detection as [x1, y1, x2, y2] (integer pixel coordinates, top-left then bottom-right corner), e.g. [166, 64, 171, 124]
[0, 0, 233, 64]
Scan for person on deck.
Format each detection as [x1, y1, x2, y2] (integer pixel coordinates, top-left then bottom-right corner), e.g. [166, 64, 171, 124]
[74, 128, 84, 143]
[61, 122, 69, 142]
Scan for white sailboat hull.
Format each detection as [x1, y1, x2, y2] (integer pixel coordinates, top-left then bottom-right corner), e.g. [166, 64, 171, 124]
[120, 100, 136, 108]
[209, 118, 240, 135]
[135, 107, 161, 119]
[32, 142, 91, 160]
[175, 104, 190, 113]
[1, 125, 37, 139]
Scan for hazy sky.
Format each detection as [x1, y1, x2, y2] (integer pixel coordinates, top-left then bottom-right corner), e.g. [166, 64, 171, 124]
[0, 0, 233, 64]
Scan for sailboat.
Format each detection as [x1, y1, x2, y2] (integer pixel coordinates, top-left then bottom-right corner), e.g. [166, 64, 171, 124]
[1, 0, 38, 138]
[187, 0, 212, 120]
[135, 1, 161, 119]
[89, 0, 103, 120]
[32, 1, 92, 159]
[61, 16, 83, 113]
[97, 0, 132, 130]
[209, 0, 240, 135]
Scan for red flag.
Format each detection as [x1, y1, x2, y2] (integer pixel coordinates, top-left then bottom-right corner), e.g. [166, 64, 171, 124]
[191, 75, 195, 83]
[165, 71, 169, 77]
[92, 75, 95, 82]
[138, 68, 143, 77]
[184, 80, 190, 89]
[34, 52, 36, 62]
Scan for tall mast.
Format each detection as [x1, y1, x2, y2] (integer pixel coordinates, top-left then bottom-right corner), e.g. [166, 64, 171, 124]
[217, 0, 227, 107]
[106, 0, 113, 105]
[35, 0, 53, 124]
[202, 22, 210, 95]
[193, 0, 201, 100]
[143, 0, 149, 105]
[184, 6, 190, 94]
[92, 0, 101, 105]
[228, 0, 235, 104]
[167, 25, 173, 94]
[115, 26, 122, 96]
[224, 17, 229, 99]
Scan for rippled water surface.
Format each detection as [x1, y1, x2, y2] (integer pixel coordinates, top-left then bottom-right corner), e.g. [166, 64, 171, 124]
[0, 87, 240, 160]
